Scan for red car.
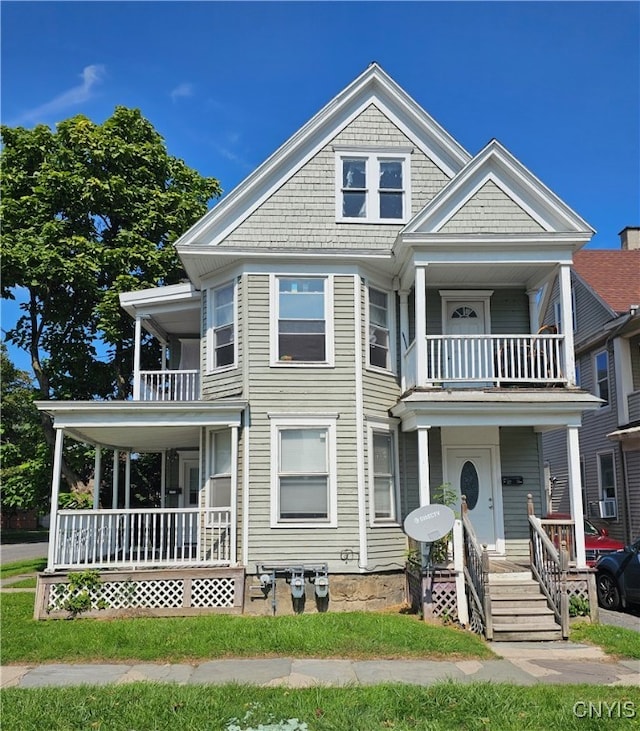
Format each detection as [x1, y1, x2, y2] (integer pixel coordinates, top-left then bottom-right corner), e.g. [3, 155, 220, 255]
[545, 514, 625, 567]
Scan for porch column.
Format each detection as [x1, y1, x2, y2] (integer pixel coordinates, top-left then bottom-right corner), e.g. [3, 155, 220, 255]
[124, 452, 131, 510]
[230, 425, 239, 565]
[46, 428, 65, 572]
[112, 450, 119, 509]
[567, 425, 586, 568]
[559, 264, 576, 385]
[93, 447, 102, 510]
[415, 266, 427, 387]
[133, 315, 142, 400]
[527, 289, 539, 333]
[417, 427, 431, 506]
[399, 290, 410, 392]
[160, 449, 166, 508]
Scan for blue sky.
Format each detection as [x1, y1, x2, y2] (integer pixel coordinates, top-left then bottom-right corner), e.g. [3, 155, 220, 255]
[2, 1, 639, 370]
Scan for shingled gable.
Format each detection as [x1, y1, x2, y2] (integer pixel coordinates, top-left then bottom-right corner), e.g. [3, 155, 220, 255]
[399, 138, 594, 238]
[174, 64, 471, 253]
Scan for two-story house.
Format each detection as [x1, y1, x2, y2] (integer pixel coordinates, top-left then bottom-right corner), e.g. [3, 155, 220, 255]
[36, 64, 602, 622]
[541, 227, 640, 545]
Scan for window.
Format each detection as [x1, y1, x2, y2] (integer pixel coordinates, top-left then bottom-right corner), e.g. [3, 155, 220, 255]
[208, 282, 235, 370]
[270, 416, 337, 526]
[273, 276, 332, 364]
[209, 430, 231, 508]
[368, 287, 390, 370]
[336, 150, 410, 223]
[553, 290, 577, 333]
[597, 453, 617, 518]
[369, 428, 398, 523]
[575, 361, 581, 388]
[594, 350, 609, 405]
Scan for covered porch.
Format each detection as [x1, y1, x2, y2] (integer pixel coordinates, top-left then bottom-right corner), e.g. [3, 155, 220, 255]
[36, 400, 247, 573]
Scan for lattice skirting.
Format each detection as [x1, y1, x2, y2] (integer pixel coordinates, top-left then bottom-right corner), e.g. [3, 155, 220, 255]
[35, 568, 245, 619]
[405, 566, 459, 622]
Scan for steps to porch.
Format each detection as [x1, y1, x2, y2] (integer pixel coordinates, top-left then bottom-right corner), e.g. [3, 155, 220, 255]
[488, 570, 563, 642]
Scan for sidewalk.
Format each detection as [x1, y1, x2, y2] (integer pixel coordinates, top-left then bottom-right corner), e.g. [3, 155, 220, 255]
[2, 642, 638, 689]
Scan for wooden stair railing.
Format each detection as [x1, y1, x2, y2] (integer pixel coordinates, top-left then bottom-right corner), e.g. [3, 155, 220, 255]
[461, 495, 492, 639]
[527, 494, 570, 639]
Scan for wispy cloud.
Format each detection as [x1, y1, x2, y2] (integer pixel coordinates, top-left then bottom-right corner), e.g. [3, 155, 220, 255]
[16, 65, 106, 124]
[170, 82, 194, 102]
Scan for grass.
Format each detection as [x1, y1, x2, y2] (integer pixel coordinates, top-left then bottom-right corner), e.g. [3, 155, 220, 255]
[2, 682, 639, 730]
[1, 593, 494, 665]
[0, 529, 48, 544]
[2, 576, 37, 589]
[570, 621, 640, 659]
[0, 558, 46, 579]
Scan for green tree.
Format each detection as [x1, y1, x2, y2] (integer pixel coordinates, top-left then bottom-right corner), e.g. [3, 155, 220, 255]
[1, 108, 221, 492]
[0, 345, 50, 516]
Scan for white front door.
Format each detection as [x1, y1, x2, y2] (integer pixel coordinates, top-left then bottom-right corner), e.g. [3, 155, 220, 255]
[446, 447, 496, 547]
[181, 458, 200, 508]
[445, 301, 489, 381]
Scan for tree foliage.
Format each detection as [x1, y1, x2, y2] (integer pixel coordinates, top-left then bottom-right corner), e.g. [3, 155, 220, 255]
[1, 108, 221, 491]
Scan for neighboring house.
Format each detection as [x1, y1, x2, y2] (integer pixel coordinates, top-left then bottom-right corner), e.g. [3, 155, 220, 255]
[541, 227, 640, 544]
[36, 65, 602, 619]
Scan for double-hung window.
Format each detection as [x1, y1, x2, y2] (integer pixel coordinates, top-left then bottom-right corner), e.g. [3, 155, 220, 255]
[336, 149, 410, 223]
[270, 416, 337, 526]
[208, 282, 235, 370]
[274, 276, 332, 364]
[594, 350, 609, 405]
[369, 426, 398, 523]
[597, 452, 617, 517]
[209, 429, 232, 509]
[368, 286, 391, 370]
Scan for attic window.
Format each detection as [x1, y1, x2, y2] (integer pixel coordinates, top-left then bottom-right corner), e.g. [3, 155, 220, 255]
[335, 150, 410, 223]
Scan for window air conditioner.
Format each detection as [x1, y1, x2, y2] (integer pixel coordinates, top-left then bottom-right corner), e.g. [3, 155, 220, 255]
[598, 499, 617, 519]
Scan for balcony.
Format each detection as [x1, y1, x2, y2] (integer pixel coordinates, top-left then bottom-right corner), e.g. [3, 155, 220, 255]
[403, 333, 566, 390]
[136, 370, 200, 401]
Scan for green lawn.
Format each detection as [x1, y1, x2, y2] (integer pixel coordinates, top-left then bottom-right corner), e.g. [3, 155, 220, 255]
[1, 592, 494, 665]
[3, 682, 639, 731]
[0, 558, 46, 579]
[570, 621, 640, 660]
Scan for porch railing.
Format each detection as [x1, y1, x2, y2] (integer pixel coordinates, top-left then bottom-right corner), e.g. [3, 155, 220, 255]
[461, 496, 492, 639]
[540, 517, 576, 564]
[137, 370, 199, 401]
[527, 495, 569, 639]
[52, 508, 231, 570]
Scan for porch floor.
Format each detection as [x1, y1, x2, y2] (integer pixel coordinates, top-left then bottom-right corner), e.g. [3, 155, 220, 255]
[489, 558, 530, 573]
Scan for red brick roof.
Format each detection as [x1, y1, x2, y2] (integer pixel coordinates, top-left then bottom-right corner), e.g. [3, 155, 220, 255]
[573, 250, 640, 314]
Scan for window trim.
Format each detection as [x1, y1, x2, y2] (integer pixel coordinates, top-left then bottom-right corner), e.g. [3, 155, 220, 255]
[366, 284, 396, 374]
[269, 415, 338, 528]
[206, 279, 237, 373]
[593, 349, 610, 408]
[597, 450, 617, 518]
[207, 428, 232, 510]
[553, 289, 577, 333]
[367, 422, 400, 526]
[270, 274, 334, 367]
[334, 149, 411, 224]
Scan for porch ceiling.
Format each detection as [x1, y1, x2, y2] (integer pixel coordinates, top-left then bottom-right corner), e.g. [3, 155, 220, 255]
[35, 400, 247, 452]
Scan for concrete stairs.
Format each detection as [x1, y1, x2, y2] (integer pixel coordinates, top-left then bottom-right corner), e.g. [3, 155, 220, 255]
[488, 571, 563, 641]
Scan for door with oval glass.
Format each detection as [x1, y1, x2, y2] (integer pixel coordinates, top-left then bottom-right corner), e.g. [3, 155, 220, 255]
[446, 447, 496, 547]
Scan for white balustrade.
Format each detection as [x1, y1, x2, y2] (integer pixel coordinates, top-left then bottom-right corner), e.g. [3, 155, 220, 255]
[138, 370, 199, 401]
[53, 508, 231, 569]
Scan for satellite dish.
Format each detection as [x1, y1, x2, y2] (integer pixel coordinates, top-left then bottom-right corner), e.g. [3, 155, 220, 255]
[404, 504, 455, 543]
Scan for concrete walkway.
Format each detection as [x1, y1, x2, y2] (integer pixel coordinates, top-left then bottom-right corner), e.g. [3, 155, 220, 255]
[2, 642, 638, 689]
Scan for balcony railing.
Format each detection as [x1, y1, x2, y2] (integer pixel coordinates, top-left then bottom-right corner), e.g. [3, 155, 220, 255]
[403, 334, 565, 389]
[137, 370, 199, 401]
[51, 508, 231, 570]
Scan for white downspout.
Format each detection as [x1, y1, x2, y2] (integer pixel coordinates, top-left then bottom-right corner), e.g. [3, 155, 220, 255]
[46, 428, 65, 572]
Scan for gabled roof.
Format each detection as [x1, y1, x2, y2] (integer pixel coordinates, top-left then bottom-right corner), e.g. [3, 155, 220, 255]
[573, 249, 640, 315]
[400, 139, 594, 237]
[175, 63, 471, 252]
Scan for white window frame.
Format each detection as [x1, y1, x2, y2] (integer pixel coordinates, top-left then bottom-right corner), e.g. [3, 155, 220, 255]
[269, 414, 338, 528]
[366, 284, 396, 373]
[554, 289, 577, 333]
[594, 349, 610, 407]
[206, 280, 237, 373]
[367, 422, 400, 526]
[334, 148, 411, 224]
[597, 451, 617, 518]
[207, 429, 232, 510]
[270, 274, 334, 367]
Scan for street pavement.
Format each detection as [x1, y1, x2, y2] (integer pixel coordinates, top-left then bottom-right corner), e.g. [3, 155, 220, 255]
[0, 541, 48, 564]
[1, 642, 639, 689]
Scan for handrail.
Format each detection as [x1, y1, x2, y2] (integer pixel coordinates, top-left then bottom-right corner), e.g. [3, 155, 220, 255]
[461, 495, 492, 639]
[527, 494, 569, 638]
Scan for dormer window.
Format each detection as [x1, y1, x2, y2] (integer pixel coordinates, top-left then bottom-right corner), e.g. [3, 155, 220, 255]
[335, 148, 411, 223]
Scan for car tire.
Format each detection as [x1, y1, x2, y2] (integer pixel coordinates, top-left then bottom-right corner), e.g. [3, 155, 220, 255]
[597, 572, 621, 611]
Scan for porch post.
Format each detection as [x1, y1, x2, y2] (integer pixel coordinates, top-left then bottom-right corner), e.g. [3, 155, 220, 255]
[133, 315, 142, 400]
[93, 447, 102, 510]
[46, 428, 65, 572]
[112, 450, 119, 509]
[230, 425, 239, 565]
[399, 290, 410, 392]
[160, 449, 166, 508]
[559, 264, 576, 385]
[417, 427, 431, 506]
[527, 289, 539, 333]
[415, 266, 427, 387]
[567, 425, 586, 568]
[124, 452, 131, 509]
